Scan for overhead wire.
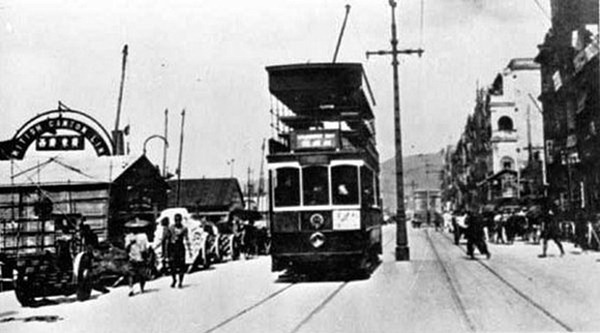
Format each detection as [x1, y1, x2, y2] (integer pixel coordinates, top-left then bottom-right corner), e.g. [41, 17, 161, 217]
[532, 0, 552, 23]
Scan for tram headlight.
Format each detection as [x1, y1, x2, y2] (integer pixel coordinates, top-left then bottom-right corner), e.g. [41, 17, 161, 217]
[309, 213, 325, 229]
[333, 210, 360, 230]
[309, 232, 325, 248]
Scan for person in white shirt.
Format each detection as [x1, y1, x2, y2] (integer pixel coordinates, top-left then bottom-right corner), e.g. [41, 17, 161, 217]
[124, 219, 150, 297]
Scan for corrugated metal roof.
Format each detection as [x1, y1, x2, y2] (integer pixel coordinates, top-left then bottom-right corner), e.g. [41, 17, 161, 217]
[0, 154, 139, 187]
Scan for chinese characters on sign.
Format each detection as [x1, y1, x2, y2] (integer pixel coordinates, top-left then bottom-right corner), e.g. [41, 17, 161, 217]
[292, 131, 339, 150]
[36, 135, 85, 151]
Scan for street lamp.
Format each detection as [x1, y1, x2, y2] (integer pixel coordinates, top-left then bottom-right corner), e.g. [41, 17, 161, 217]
[142, 134, 168, 156]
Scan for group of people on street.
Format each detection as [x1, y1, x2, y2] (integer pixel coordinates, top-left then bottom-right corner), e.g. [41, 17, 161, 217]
[124, 213, 191, 297]
[449, 200, 567, 260]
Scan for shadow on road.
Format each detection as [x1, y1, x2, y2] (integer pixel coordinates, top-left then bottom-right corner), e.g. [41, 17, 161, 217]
[0, 315, 63, 324]
[275, 259, 382, 283]
[0, 311, 17, 319]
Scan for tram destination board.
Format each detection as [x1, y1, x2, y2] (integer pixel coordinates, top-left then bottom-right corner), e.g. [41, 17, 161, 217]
[291, 130, 339, 151]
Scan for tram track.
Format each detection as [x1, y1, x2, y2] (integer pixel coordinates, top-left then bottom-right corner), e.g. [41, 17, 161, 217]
[202, 282, 297, 333]
[429, 229, 573, 332]
[424, 229, 477, 332]
[201, 276, 350, 333]
[290, 282, 348, 333]
[202, 226, 393, 333]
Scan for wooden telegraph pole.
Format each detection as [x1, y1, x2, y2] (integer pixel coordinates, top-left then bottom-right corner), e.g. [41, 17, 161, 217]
[176, 109, 186, 207]
[163, 109, 169, 178]
[113, 44, 128, 155]
[367, 0, 423, 261]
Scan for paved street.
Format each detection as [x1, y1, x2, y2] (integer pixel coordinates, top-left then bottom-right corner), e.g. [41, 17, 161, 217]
[2, 224, 600, 333]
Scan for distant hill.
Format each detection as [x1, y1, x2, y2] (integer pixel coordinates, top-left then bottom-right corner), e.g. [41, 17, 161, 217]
[380, 151, 445, 214]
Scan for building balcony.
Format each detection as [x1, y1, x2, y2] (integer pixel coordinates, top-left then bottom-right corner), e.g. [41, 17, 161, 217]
[491, 130, 518, 143]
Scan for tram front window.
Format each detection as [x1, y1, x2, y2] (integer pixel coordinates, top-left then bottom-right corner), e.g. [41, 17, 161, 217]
[302, 166, 329, 206]
[361, 167, 375, 207]
[274, 168, 300, 207]
[332, 165, 359, 205]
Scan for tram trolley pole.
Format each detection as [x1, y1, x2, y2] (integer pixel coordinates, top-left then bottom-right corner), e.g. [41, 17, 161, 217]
[367, 0, 423, 261]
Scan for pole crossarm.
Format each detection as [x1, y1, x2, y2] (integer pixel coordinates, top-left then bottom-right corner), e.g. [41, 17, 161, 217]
[366, 49, 424, 58]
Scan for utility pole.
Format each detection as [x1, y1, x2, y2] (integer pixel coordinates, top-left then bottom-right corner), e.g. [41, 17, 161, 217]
[163, 109, 169, 178]
[113, 44, 128, 155]
[256, 138, 266, 210]
[176, 109, 186, 207]
[247, 167, 253, 210]
[367, 0, 423, 261]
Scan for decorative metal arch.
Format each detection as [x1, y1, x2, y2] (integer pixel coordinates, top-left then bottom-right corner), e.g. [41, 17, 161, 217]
[0, 108, 115, 160]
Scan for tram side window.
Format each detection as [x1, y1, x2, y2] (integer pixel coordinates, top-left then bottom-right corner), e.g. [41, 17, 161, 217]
[274, 168, 300, 207]
[361, 167, 374, 207]
[331, 165, 359, 205]
[302, 166, 329, 206]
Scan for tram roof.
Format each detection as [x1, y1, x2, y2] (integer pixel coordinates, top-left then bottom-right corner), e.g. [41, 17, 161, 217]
[266, 63, 374, 119]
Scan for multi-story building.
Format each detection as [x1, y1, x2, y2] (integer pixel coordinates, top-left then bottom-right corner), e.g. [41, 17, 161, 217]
[446, 58, 547, 209]
[446, 88, 492, 210]
[535, 0, 598, 213]
[486, 58, 545, 199]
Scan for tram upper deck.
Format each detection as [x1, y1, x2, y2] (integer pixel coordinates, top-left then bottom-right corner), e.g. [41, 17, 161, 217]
[266, 63, 378, 166]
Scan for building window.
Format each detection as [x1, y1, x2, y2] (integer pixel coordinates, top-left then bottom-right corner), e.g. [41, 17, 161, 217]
[498, 116, 514, 131]
[501, 156, 514, 170]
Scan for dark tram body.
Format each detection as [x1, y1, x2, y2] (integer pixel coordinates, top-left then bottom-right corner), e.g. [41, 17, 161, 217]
[266, 63, 382, 274]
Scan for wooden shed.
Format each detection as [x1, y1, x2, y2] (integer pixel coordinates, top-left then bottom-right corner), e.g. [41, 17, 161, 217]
[0, 154, 168, 255]
[167, 178, 244, 222]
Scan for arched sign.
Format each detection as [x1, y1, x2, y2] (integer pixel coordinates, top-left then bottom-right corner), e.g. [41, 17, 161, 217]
[0, 109, 114, 160]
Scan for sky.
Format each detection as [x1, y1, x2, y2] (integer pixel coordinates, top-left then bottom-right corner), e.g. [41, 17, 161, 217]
[0, 0, 552, 180]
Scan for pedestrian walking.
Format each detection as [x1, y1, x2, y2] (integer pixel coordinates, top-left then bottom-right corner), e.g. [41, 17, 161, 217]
[465, 210, 491, 260]
[167, 213, 190, 288]
[434, 213, 442, 232]
[453, 210, 467, 245]
[124, 218, 151, 297]
[242, 219, 257, 259]
[574, 210, 590, 253]
[491, 211, 502, 244]
[152, 217, 171, 275]
[539, 204, 565, 258]
[506, 210, 518, 244]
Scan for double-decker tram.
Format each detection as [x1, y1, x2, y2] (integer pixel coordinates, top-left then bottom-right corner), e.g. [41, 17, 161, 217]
[266, 63, 382, 275]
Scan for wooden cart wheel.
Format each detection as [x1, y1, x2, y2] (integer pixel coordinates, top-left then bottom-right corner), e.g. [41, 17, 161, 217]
[14, 275, 35, 307]
[74, 252, 93, 301]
